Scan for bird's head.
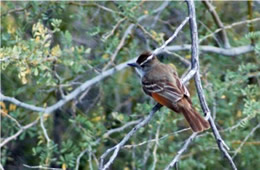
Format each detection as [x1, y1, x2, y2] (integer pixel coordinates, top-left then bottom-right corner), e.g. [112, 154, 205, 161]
[128, 51, 158, 77]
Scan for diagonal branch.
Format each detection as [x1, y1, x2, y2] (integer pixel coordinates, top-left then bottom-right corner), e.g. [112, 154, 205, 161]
[202, 0, 231, 48]
[166, 1, 237, 169]
[153, 17, 190, 55]
[99, 103, 162, 170]
[0, 118, 39, 148]
[165, 44, 254, 57]
[164, 132, 197, 170]
[199, 17, 260, 44]
[0, 57, 137, 114]
[232, 123, 260, 158]
[99, 15, 192, 169]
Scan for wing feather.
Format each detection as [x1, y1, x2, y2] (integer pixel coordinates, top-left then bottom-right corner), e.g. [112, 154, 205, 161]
[141, 64, 190, 103]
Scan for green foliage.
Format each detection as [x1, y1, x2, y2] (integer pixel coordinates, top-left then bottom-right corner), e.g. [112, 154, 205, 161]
[1, 1, 260, 170]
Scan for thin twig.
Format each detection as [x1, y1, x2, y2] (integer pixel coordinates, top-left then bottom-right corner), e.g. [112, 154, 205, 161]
[40, 114, 51, 146]
[23, 164, 62, 170]
[165, 44, 254, 57]
[151, 1, 169, 28]
[124, 128, 190, 149]
[202, 0, 230, 48]
[68, 2, 120, 15]
[0, 118, 39, 148]
[198, 20, 222, 47]
[142, 134, 153, 167]
[102, 18, 126, 41]
[164, 50, 191, 67]
[151, 123, 161, 170]
[103, 119, 141, 138]
[164, 132, 197, 170]
[88, 146, 94, 170]
[199, 17, 260, 43]
[99, 104, 162, 170]
[75, 148, 89, 170]
[247, 0, 255, 45]
[102, 24, 135, 71]
[153, 17, 190, 55]
[232, 123, 260, 158]
[1, 112, 22, 128]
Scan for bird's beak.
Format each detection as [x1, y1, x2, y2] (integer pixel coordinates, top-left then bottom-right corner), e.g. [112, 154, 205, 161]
[127, 62, 139, 68]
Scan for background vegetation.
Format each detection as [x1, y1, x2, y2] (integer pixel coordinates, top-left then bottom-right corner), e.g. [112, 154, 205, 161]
[1, 1, 260, 170]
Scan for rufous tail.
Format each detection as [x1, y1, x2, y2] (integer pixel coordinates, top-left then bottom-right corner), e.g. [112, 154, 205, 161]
[179, 99, 210, 132]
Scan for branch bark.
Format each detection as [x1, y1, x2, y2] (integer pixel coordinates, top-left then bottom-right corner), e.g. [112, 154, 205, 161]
[99, 103, 162, 170]
[166, 0, 237, 169]
[202, 0, 231, 48]
[164, 132, 197, 170]
[0, 118, 39, 148]
[165, 44, 254, 56]
[199, 17, 260, 43]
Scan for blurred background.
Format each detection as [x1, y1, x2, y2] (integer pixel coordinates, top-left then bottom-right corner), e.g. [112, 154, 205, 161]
[1, 1, 260, 169]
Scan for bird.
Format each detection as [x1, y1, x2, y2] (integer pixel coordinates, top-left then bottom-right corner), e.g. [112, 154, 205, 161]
[128, 51, 210, 132]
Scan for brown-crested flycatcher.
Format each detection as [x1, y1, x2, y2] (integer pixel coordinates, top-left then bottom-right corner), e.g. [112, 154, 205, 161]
[128, 52, 210, 132]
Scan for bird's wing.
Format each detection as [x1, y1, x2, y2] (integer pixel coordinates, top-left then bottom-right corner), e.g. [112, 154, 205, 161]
[142, 79, 183, 103]
[142, 67, 190, 103]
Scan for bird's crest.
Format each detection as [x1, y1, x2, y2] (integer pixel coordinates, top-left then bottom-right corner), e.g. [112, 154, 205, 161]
[136, 51, 154, 66]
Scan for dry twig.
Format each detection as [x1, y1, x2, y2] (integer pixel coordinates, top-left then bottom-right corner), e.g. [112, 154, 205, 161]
[165, 1, 237, 169]
[232, 123, 260, 158]
[202, 0, 230, 48]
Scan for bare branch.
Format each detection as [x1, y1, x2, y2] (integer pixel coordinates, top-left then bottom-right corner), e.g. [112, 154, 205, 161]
[76, 148, 89, 170]
[102, 24, 135, 71]
[153, 17, 190, 55]
[0, 57, 137, 114]
[232, 123, 260, 158]
[124, 128, 190, 149]
[165, 1, 237, 169]
[198, 20, 222, 47]
[23, 164, 62, 170]
[0, 118, 39, 148]
[165, 44, 254, 57]
[186, 0, 237, 169]
[68, 2, 119, 15]
[99, 103, 162, 170]
[103, 119, 141, 138]
[199, 17, 260, 43]
[40, 114, 51, 146]
[1, 112, 22, 128]
[164, 132, 197, 170]
[0, 95, 45, 112]
[102, 18, 126, 41]
[164, 50, 191, 67]
[202, 0, 231, 48]
[151, 124, 161, 170]
[151, 1, 170, 28]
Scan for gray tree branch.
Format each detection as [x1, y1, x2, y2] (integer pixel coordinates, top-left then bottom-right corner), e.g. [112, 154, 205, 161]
[199, 17, 260, 43]
[99, 103, 162, 170]
[165, 1, 237, 169]
[202, 0, 231, 48]
[0, 118, 39, 148]
[165, 44, 254, 56]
